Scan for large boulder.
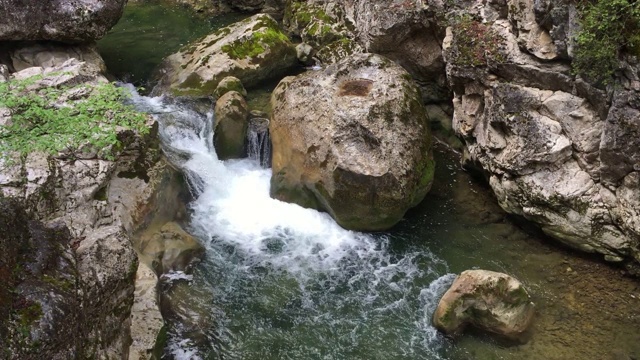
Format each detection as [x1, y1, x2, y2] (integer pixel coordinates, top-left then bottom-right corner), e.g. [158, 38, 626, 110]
[433, 270, 535, 341]
[0, 0, 127, 42]
[269, 53, 434, 231]
[154, 13, 297, 97]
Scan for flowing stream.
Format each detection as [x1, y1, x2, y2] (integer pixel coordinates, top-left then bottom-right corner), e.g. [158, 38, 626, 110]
[128, 91, 640, 360]
[131, 92, 457, 359]
[111, 3, 640, 359]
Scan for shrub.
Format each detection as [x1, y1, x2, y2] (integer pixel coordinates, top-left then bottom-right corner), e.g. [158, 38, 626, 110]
[0, 75, 149, 161]
[449, 15, 506, 67]
[573, 0, 640, 85]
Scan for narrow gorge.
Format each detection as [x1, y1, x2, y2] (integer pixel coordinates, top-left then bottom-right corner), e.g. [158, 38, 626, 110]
[0, 0, 639, 359]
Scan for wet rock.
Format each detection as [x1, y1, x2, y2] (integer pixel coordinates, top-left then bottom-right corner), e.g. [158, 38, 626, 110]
[433, 270, 535, 341]
[214, 91, 250, 160]
[296, 43, 315, 66]
[270, 53, 434, 231]
[137, 222, 205, 275]
[213, 76, 247, 98]
[0, 0, 127, 42]
[154, 13, 297, 97]
[129, 263, 164, 360]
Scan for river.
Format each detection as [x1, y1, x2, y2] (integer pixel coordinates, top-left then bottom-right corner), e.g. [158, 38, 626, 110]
[100, 3, 640, 359]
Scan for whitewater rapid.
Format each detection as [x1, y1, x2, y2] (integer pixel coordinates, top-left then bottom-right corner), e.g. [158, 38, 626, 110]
[128, 88, 456, 359]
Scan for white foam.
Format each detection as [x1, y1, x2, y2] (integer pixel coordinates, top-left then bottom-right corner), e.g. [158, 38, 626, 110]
[128, 88, 452, 358]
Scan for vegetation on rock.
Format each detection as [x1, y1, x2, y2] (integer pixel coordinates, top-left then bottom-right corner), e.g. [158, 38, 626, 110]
[221, 26, 290, 60]
[0, 75, 148, 161]
[449, 15, 506, 67]
[573, 0, 640, 85]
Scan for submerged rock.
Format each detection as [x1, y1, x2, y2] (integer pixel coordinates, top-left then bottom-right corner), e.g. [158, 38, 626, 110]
[154, 13, 297, 97]
[214, 90, 250, 160]
[0, 0, 127, 42]
[433, 270, 535, 341]
[269, 53, 434, 231]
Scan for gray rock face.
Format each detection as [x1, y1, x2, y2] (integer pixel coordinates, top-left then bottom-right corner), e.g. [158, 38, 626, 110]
[5, 42, 107, 73]
[0, 0, 127, 42]
[433, 270, 535, 341]
[0, 201, 82, 359]
[154, 13, 297, 97]
[342, 0, 449, 103]
[269, 53, 434, 231]
[0, 49, 166, 358]
[443, 0, 640, 271]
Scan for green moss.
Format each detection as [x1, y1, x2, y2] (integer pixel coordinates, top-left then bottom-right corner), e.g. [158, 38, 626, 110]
[221, 27, 290, 60]
[151, 325, 168, 359]
[42, 274, 74, 292]
[199, 54, 211, 65]
[178, 72, 203, 90]
[507, 286, 530, 305]
[17, 302, 42, 328]
[419, 156, 436, 189]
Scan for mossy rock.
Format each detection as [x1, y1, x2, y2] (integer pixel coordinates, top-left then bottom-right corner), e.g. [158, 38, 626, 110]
[214, 91, 249, 160]
[315, 38, 363, 64]
[155, 13, 297, 97]
[214, 76, 247, 98]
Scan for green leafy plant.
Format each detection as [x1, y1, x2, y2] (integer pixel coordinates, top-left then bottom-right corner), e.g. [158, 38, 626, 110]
[0, 75, 149, 161]
[573, 0, 640, 85]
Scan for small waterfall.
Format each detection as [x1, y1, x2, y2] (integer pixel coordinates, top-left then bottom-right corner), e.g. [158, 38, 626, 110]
[125, 85, 454, 360]
[246, 116, 271, 168]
